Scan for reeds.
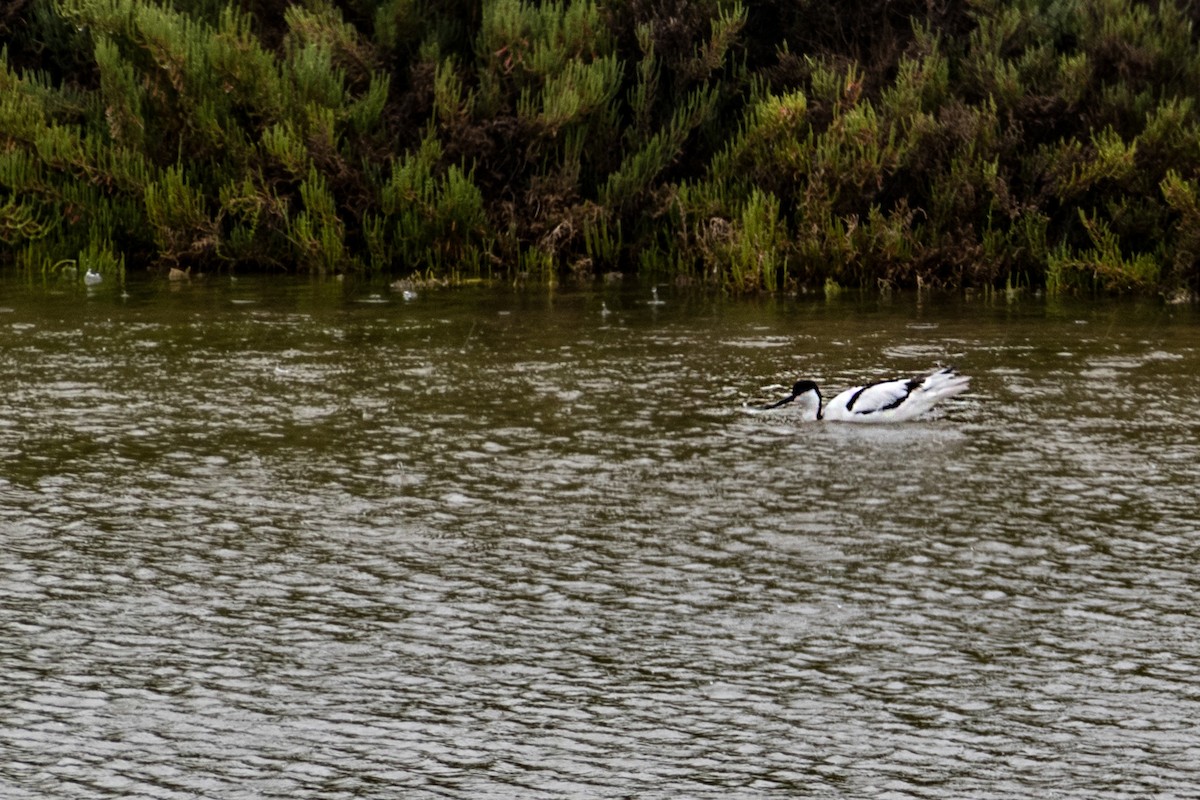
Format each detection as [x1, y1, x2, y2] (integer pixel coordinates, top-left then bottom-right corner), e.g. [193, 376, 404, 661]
[2, 0, 1200, 295]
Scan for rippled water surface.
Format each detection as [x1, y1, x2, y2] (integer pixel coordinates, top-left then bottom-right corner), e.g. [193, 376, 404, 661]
[2, 276, 1199, 799]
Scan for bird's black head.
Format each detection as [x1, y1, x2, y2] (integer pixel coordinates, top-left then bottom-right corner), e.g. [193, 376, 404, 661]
[762, 379, 821, 411]
[791, 380, 820, 398]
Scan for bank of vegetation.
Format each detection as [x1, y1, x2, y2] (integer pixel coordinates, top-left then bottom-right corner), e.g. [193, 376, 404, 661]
[3, 0, 1200, 295]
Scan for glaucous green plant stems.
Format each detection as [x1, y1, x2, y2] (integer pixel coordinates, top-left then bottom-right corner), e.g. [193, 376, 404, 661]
[2, 0, 1199, 296]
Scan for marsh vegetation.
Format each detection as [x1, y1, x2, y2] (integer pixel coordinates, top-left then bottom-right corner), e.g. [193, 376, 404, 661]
[3, 0, 1200, 295]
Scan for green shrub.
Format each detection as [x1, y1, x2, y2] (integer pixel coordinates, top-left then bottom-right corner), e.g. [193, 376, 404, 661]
[1, 0, 1200, 295]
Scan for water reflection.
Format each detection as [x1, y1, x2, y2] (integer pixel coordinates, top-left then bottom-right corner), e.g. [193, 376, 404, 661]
[2, 278, 1199, 798]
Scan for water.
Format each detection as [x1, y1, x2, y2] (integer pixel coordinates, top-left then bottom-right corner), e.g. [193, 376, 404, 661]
[2, 276, 1199, 799]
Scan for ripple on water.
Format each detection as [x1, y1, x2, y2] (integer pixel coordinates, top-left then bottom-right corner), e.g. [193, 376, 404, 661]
[2, 290, 1200, 798]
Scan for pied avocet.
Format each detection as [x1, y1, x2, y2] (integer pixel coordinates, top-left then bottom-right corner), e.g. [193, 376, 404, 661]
[756, 367, 970, 422]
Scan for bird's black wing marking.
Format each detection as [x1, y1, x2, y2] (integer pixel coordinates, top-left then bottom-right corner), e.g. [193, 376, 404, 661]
[876, 378, 921, 412]
[853, 377, 920, 415]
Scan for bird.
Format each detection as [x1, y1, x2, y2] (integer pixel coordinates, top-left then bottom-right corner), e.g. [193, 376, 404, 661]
[755, 367, 970, 423]
[84, 269, 102, 286]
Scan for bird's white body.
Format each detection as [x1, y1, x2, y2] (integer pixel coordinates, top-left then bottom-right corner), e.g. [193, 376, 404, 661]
[84, 269, 102, 286]
[757, 367, 970, 423]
